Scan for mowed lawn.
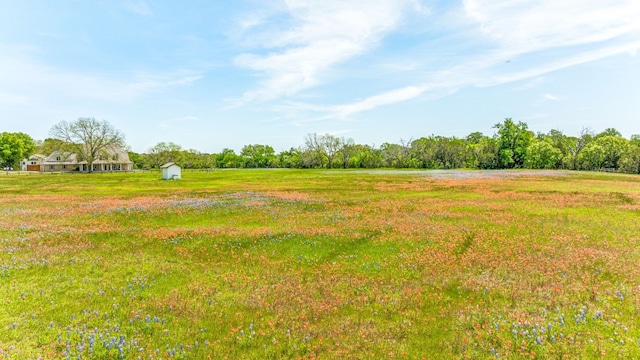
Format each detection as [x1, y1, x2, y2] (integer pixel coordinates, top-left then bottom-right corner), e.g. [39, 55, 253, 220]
[0, 170, 639, 359]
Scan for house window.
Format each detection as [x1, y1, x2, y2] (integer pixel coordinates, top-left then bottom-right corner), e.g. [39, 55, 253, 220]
[31, 161, 36, 165]
[112, 155, 119, 160]
[56, 156, 61, 161]
[63, 165, 67, 169]
[50, 165, 54, 170]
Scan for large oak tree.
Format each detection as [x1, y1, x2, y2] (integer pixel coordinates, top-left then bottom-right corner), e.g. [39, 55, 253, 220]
[49, 118, 126, 172]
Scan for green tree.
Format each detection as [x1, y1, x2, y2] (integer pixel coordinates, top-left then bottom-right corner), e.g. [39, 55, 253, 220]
[381, 140, 412, 168]
[525, 139, 563, 169]
[568, 128, 593, 170]
[542, 129, 572, 168]
[0, 132, 35, 168]
[578, 143, 605, 170]
[336, 138, 356, 169]
[302, 134, 328, 168]
[595, 128, 622, 139]
[49, 118, 126, 173]
[35, 138, 72, 155]
[593, 135, 629, 169]
[318, 134, 341, 168]
[618, 138, 640, 174]
[278, 148, 302, 168]
[475, 137, 499, 169]
[241, 144, 276, 168]
[434, 136, 467, 169]
[216, 148, 242, 168]
[410, 137, 437, 168]
[146, 142, 183, 169]
[127, 151, 145, 169]
[493, 118, 533, 168]
[464, 132, 492, 168]
[178, 149, 214, 169]
[346, 144, 381, 168]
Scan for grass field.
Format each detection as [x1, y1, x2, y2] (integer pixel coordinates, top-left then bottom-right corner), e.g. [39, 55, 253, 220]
[1, 170, 639, 359]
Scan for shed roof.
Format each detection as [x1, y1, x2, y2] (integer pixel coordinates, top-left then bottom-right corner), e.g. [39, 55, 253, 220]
[160, 162, 180, 169]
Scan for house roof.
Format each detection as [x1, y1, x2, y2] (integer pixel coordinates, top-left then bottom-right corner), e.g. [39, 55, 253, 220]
[40, 147, 133, 165]
[161, 162, 180, 169]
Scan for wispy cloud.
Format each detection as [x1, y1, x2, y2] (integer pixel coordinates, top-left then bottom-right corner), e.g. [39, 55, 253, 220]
[280, 1, 640, 121]
[462, 0, 640, 52]
[331, 86, 428, 119]
[543, 93, 559, 101]
[292, 39, 640, 121]
[233, 0, 422, 103]
[0, 48, 202, 104]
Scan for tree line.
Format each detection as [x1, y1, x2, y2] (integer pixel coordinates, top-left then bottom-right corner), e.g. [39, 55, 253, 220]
[128, 119, 640, 173]
[1, 118, 639, 174]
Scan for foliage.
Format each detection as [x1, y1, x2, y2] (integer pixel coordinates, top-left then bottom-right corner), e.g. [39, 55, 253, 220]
[494, 118, 534, 168]
[34, 138, 72, 156]
[49, 118, 126, 172]
[618, 143, 640, 174]
[0, 132, 35, 168]
[146, 142, 183, 169]
[241, 144, 277, 168]
[525, 139, 563, 169]
[216, 148, 243, 168]
[578, 143, 606, 170]
[19, 120, 638, 173]
[594, 135, 629, 169]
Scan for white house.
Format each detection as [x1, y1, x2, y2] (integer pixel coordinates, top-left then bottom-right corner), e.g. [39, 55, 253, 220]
[21, 154, 46, 171]
[161, 162, 181, 180]
[21, 146, 133, 172]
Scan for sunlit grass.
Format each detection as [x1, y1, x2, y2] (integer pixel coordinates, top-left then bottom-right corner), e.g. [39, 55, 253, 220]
[0, 170, 639, 359]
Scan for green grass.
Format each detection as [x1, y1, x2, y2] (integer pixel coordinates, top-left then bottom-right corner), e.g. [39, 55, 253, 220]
[0, 170, 639, 359]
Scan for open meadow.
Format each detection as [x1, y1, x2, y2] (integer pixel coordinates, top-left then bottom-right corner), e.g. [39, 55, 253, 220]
[1, 169, 639, 359]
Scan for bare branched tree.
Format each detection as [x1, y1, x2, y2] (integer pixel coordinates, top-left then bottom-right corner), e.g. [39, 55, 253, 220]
[49, 118, 126, 172]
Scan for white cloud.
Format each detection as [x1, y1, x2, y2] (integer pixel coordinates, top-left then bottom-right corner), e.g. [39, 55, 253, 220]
[481, 41, 640, 87]
[289, 39, 640, 120]
[234, 1, 640, 122]
[462, 0, 640, 52]
[308, 0, 640, 119]
[0, 49, 202, 104]
[234, 0, 421, 102]
[331, 86, 428, 119]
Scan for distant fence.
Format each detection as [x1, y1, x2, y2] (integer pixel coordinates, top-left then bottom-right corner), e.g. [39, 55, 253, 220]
[1, 168, 226, 176]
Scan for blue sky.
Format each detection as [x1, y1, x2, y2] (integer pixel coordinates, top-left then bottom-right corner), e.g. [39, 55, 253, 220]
[1, 0, 639, 153]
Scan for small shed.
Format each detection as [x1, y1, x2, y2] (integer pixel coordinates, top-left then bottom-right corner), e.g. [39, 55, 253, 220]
[161, 162, 181, 180]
